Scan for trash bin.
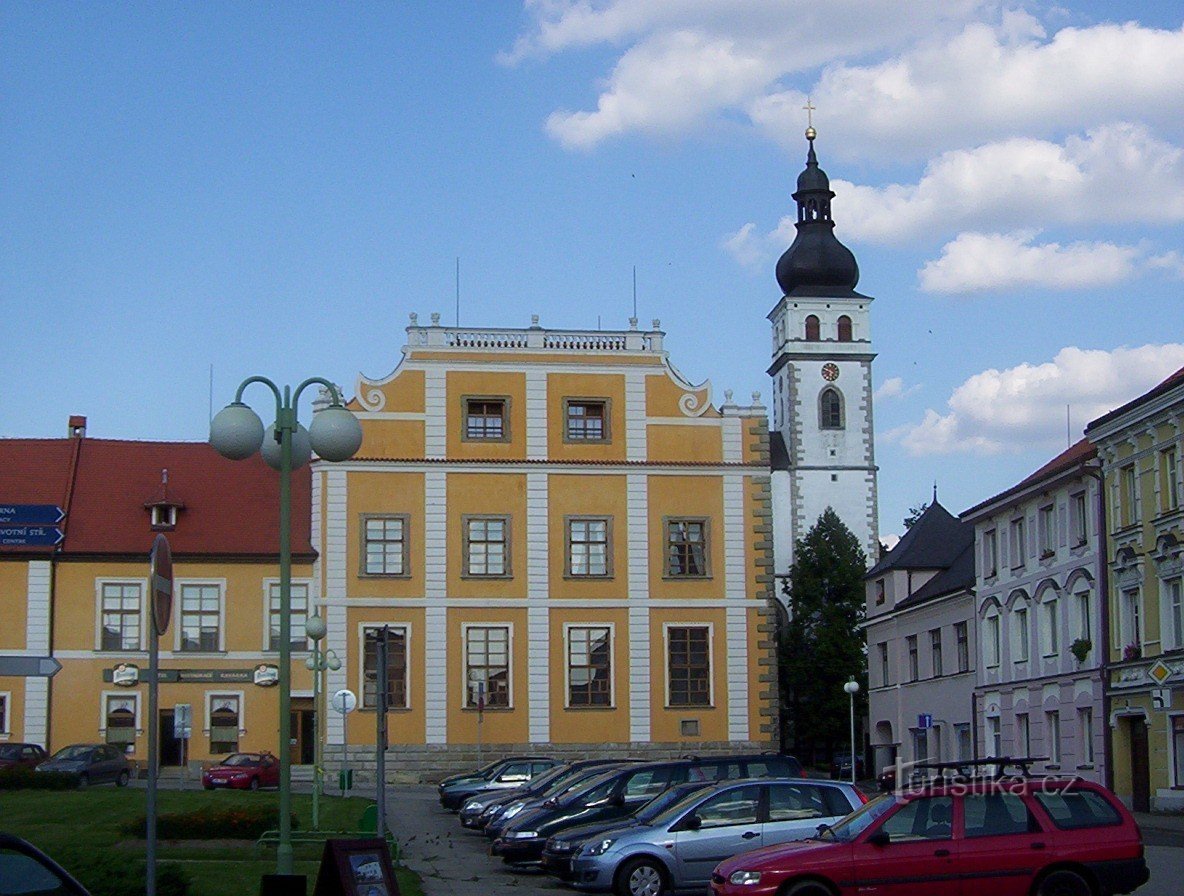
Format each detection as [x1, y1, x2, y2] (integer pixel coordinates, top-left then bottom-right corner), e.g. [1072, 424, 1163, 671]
[359, 803, 377, 834]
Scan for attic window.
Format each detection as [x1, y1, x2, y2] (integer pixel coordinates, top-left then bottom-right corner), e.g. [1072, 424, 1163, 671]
[151, 505, 177, 529]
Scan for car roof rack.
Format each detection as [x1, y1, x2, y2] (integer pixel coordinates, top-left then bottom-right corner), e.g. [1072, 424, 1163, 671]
[909, 756, 1052, 782]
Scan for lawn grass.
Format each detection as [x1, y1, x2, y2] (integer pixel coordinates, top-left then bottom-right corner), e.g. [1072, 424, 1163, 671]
[3, 788, 423, 896]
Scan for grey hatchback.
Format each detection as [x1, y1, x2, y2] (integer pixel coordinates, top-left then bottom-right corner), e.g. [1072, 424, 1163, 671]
[36, 743, 132, 787]
[569, 777, 865, 896]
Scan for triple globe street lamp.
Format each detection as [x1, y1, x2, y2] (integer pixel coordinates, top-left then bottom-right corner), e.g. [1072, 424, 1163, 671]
[304, 611, 341, 834]
[210, 376, 362, 878]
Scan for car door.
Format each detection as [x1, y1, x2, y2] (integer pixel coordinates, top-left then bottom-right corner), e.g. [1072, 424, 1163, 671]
[853, 795, 958, 896]
[671, 784, 764, 890]
[958, 791, 1047, 896]
[764, 783, 845, 847]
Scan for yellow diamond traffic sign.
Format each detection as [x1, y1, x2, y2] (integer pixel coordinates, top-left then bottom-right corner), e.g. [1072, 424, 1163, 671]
[1148, 660, 1172, 685]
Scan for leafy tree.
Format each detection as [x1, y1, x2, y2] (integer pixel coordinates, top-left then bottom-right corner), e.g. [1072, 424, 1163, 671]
[779, 508, 868, 765]
[903, 501, 930, 530]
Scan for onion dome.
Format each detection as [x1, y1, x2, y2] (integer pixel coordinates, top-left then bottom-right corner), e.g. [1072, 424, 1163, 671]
[775, 129, 864, 298]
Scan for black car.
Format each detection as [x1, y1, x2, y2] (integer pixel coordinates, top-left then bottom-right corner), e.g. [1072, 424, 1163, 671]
[459, 758, 627, 829]
[492, 753, 803, 866]
[829, 751, 865, 780]
[438, 756, 561, 810]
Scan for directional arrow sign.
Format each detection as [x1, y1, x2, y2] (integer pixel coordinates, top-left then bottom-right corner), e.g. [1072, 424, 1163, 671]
[0, 526, 64, 547]
[0, 655, 62, 677]
[0, 505, 64, 525]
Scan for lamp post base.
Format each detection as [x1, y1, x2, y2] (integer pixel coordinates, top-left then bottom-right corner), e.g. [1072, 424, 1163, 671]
[259, 873, 307, 896]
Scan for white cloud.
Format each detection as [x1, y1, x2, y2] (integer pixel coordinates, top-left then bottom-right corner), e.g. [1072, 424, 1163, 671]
[919, 231, 1142, 294]
[1148, 250, 1184, 278]
[721, 222, 765, 268]
[885, 344, 1184, 456]
[874, 376, 920, 401]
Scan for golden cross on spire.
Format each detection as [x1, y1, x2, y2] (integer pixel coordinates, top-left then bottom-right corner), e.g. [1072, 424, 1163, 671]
[802, 97, 817, 140]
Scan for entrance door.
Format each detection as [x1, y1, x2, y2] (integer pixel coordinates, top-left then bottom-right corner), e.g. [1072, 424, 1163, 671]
[159, 710, 183, 767]
[291, 698, 315, 765]
[1129, 716, 1151, 812]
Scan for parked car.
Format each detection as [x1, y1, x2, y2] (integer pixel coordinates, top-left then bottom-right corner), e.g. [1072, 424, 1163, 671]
[709, 776, 1150, 896]
[493, 754, 806, 866]
[0, 743, 48, 771]
[202, 752, 280, 790]
[439, 756, 561, 811]
[460, 759, 630, 830]
[829, 751, 865, 780]
[484, 761, 642, 837]
[569, 777, 866, 896]
[0, 833, 91, 895]
[35, 744, 131, 787]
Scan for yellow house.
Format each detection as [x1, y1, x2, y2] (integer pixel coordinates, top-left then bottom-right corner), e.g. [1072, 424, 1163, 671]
[312, 316, 777, 777]
[0, 416, 317, 770]
[1085, 366, 1184, 811]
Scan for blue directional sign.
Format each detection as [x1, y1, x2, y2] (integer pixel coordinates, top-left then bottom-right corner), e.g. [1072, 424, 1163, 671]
[0, 504, 64, 525]
[918, 713, 933, 730]
[0, 525, 64, 547]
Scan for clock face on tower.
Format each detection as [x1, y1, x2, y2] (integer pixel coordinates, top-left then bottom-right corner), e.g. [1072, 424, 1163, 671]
[822, 363, 840, 382]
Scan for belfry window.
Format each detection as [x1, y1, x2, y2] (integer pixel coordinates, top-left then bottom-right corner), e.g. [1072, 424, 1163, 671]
[804, 315, 820, 341]
[819, 388, 844, 430]
[837, 315, 853, 341]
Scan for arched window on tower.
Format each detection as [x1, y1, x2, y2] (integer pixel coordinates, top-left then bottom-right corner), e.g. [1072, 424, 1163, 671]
[804, 315, 820, 341]
[820, 387, 844, 430]
[837, 315, 853, 342]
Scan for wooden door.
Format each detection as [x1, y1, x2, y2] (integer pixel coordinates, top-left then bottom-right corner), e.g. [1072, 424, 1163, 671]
[1130, 716, 1151, 813]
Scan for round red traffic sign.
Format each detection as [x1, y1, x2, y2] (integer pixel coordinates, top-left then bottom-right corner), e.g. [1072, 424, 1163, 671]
[150, 533, 173, 636]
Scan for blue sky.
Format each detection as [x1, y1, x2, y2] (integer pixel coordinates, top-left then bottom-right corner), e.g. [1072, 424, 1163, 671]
[2, 2, 1182, 541]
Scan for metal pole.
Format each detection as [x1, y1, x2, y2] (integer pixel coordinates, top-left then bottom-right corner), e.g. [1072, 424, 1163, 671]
[849, 691, 856, 784]
[147, 624, 159, 896]
[375, 627, 389, 841]
[311, 642, 320, 833]
[276, 391, 295, 875]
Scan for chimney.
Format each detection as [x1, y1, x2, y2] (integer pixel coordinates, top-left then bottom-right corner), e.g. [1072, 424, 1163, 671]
[68, 415, 87, 439]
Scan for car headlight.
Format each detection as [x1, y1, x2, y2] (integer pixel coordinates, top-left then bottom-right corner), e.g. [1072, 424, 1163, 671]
[729, 871, 762, 886]
[502, 803, 525, 819]
[507, 831, 538, 840]
[550, 840, 573, 854]
[466, 800, 485, 812]
[584, 837, 615, 857]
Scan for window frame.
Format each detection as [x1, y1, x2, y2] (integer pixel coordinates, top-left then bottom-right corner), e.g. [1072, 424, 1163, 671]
[564, 624, 614, 709]
[1038, 504, 1056, 558]
[462, 515, 512, 579]
[664, 517, 711, 579]
[1121, 464, 1139, 526]
[1010, 517, 1027, 569]
[930, 628, 943, 677]
[264, 578, 312, 653]
[563, 397, 611, 443]
[954, 622, 970, 673]
[95, 579, 146, 652]
[206, 692, 243, 755]
[819, 387, 844, 430]
[565, 516, 613, 579]
[1079, 707, 1095, 766]
[1070, 491, 1088, 547]
[1046, 710, 1061, 765]
[463, 623, 513, 710]
[985, 613, 1001, 668]
[1013, 606, 1029, 663]
[665, 623, 713, 708]
[175, 580, 226, 653]
[100, 691, 140, 747]
[804, 315, 820, 341]
[360, 514, 411, 578]
[1016, 712, 1031, 755]
[983, 529, 998, 578]
[461, 395, 511, 443]
[1165, 577, 1183, 652]
[906, 635, 919, 682]
[877, 642, 890, 687]
[359, 624, 410, 710]
[1041, 596, 1060, 657]
[1162, 447, 1180, 512]
[0, 691, 9, 736]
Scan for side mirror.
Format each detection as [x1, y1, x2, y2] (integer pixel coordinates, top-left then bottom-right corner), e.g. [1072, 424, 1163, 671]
[867, 829, 891, 847]
[610, 792, 626, 807]
[681, 813, 703, 832]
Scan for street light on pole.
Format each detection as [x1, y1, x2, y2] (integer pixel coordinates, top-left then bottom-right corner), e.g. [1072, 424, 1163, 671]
[843, 678, 860, 785]
[210, 377, 361, 879]
[305, 612, 340, 833]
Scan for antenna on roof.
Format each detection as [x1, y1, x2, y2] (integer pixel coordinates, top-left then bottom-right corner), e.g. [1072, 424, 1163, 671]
[633, 266, 638, 320]
[456, 257, 461, 327]
[932, 481, 938, 503]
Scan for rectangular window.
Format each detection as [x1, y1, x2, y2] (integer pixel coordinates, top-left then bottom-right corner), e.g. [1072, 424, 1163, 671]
[930, 628, 943, 677]
[267, 582, 309, 652]
[912, 728, 928, 764]
[179, 583, 221, 652]
[1168, 578, 1183, 650]
[363, 516, 408, 576]
[362, 627, 408, 709]
[565, 399, 608, 442]
[567, 626, 611, 707]
[100, 583, 142, 651]
[955, 723, 972, 761]
[1016, 713, 1030, 756]
[1013, 607, 1029, 662]
[0, 694, 8, 735]
[666, 519, 709, 578]
[877, 642, 890, 687]
[464, 517, 509, 577]
[1163, 448, 1180, 512]
[1122, 464, 1139, 525]
[1042, 599, 1059, 656]
[464, 397, 508, 441]
[668, 626, 711, 706]
[1010, 518, 1026, 568]
[986, 615, 1001, 667]
[105, 695, 136, 747]
[1079, 708, 1095, 765]
[1076, 590, 1092, 642]
[465, 626, 510, 709]
[1173, 716, 1184, 787]
[955, 622, 970, 673]
[1038, 505, 1055, 557]
[1071, 492, 1088, 546]
[1122, 589, 1141, 653]
[567, 518, 610, 577]
[907, 636, 919, 682]
[1046, 711, 1061, 764]
[875, 578, 885, 605]
[987, 716, 1001, 757]
[209, 695, 240, 754]
[983, 529, 998, 577]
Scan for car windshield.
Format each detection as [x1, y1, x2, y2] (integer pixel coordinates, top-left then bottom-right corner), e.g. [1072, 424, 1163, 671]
[52, 746, 92, 760]
[558, 769, 623, 807]
[543, 767, 614, 802]
[523, 764, 570, 793]
[222, 754, 262, 767]
[633, 783, 711, 825]
[817, 793, 896, 842]
[0, 746, 23, 760]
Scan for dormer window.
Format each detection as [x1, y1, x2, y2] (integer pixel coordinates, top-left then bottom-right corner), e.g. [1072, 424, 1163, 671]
[151, 505, 177, 529]
[144, 470, 184, 531]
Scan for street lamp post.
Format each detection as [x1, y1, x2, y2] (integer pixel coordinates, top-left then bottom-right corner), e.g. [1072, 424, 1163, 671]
[305, 612, 340, 833]
[843, 678, 860, 785]
[210, 377, 361, 878]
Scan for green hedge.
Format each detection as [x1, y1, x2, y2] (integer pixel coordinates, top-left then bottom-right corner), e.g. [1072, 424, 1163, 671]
[124, 806, 300, 840]
[65, 853, 190, 896]
[0, 767, 80, 790]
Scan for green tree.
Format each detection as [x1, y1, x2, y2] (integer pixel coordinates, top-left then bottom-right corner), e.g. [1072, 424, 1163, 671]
[903, 501, 929, 530]
[779, 508, 868, 766]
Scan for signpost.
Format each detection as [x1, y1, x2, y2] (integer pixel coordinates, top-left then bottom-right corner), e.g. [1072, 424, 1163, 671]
[918, 713, 933, 730]
[147, 534, 173, 896]
[0, 505, 64, 547]
[0, 504, 64, 524]
[0, 656, 61, 677]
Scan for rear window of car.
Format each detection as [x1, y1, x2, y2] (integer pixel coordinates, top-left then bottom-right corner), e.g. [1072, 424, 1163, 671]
[1033, 789, 1122, 830]
[745, 757, 802, 777]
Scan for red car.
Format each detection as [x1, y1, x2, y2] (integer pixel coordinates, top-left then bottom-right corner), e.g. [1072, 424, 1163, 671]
[0, 743, 48, 770]
[202, 752, 280, 790]
[711, 777, 1149, 896]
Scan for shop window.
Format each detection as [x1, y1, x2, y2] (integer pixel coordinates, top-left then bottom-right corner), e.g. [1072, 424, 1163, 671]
[105, 695, 136, 747]
[209, 696, 240, 754]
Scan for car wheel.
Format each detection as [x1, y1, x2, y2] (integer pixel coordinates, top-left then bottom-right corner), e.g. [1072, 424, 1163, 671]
[77, 774, 88, 789]
[249, 777, 260, 791]
[116, 770, 130, 787]
[1037, 869, 1093, 896]
[615, 858, 666, 896]
[782, 882, 835, 896]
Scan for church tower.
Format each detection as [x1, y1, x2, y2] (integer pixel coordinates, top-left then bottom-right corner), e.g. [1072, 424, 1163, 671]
[769, 126, 879, 590]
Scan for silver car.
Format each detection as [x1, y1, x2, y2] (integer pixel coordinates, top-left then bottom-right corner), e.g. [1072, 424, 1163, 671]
[568, 777, 864, 896]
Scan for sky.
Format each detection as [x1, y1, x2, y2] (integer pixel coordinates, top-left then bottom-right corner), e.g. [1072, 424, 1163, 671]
[2, 1, 1182, 543]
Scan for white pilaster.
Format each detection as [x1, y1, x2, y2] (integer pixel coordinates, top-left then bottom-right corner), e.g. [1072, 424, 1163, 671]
[625, 372, 647, 462]
[722, 417, 743, 464]
[526, 472, 550, 742]
[425, 368, 447, 458]
[525, 370, 548, 460]
[325, 602, 348, 746]
[627, 473, 651, 741]
[726, 606, 750, 741]
[24, 561, 51, 747]
[424, 471, 449, 743]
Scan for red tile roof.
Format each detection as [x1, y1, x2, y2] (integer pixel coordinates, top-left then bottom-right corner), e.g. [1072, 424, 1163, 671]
[0, 436, 312, 559]
[961, 437, 1097, 520]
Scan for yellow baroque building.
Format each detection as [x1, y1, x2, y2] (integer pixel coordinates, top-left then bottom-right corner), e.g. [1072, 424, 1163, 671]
[1086, 366, 1184, 811]
[313, 317, 778, 777]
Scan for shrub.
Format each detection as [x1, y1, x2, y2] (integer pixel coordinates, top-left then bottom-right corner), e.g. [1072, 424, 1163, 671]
[0, 767, 80, 790]
[123, 806, 300, 840]
[68, 853, 190, 896]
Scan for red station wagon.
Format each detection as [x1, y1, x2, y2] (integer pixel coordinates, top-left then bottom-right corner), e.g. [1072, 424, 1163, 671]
[711, 773, 1149, 896]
